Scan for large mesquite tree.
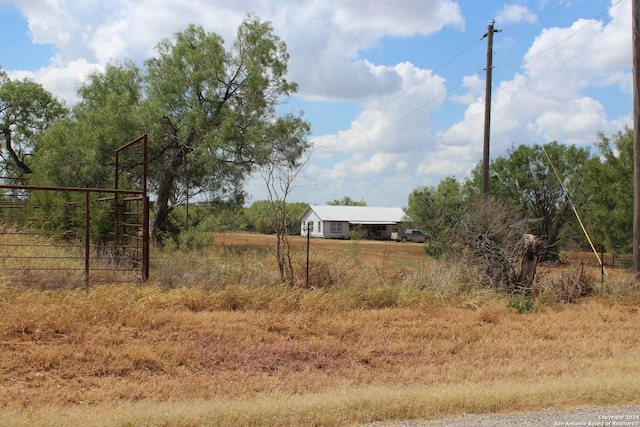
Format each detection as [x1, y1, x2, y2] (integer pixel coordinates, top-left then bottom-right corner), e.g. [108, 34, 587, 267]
[144, 16, 306, 242]
[32, 16, 308, 245]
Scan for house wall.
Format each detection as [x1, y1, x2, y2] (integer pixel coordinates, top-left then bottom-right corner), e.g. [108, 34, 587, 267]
[300, 210, 323, 238]
[300, 210, 351, 239]
[321, 221, 350, 239]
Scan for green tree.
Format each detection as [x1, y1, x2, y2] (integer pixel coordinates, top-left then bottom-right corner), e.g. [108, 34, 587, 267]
[33, 61, 144, 188]
[327, 196, 367, 206]
[406, 176, 465, 236]
[470, 141, 592, 260]
[0, 70, 67, 177]
[144, 17, 306, 243]
[583, 128, 633, 253]
[406, 177, 467, 258]
[243, 200, 309, 235]
[244, 200, 274, 234]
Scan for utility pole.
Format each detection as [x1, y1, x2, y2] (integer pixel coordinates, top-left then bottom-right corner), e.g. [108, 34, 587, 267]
[481, 20, 501, 199]
[633, 0, 640, 278]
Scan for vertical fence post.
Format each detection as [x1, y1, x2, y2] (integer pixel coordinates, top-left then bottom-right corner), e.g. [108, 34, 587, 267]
[142, 134, 149, 282]
[142, 195, 150, 281]
[84, 192, 90, 288]
[600, 244, 604, 282]
[306, 225, 310, 288]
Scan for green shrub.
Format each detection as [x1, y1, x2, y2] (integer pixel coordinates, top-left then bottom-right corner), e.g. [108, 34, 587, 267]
[507, 293, 534, 314]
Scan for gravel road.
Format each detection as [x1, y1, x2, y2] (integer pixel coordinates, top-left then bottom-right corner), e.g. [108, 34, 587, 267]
[363, 406, 640, 427]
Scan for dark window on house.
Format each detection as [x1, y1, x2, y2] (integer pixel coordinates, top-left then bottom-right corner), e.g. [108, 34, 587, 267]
[330, 222, 342, 233]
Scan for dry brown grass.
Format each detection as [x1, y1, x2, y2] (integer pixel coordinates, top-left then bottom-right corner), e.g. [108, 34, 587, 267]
[1, 232, 640, 426]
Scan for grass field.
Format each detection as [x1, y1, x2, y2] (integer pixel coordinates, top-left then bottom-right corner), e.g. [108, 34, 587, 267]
[1, 232, 639, 426]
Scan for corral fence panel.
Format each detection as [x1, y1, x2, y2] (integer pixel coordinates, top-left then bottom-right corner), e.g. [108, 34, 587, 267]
[0, 135, 149, 287]
[612, 252, 633, 270]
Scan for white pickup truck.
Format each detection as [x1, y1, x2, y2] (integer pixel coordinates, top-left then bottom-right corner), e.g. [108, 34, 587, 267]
[390, 229, 431, 243]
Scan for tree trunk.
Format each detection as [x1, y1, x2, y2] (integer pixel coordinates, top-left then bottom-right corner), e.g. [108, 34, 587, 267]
[3, 128, 33, 175]
[152, 169, 175, 245]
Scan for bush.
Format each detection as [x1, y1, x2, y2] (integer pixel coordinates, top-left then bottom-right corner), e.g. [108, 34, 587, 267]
[507, 293, 535, 313]
[533, 263, 597, 303]
[435, 198, 538, 292]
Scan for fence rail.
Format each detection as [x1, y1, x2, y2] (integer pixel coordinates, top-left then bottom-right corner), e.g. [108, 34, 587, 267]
[0, 134, 149, 287]
[612, 253, 633, 270]
[0, 185, 149, 287]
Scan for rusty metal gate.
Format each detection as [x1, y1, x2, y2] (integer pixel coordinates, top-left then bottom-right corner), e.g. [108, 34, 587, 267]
[0, 135, 149, 287]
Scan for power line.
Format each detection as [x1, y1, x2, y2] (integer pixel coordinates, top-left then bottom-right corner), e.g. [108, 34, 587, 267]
[499, 0, 573, 31]
[495, 0, 626, 71]
[310, 0, 626, 168]
[343, 37, 484, 133]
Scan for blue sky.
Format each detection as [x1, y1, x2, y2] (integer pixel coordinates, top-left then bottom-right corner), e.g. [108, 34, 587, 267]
[0, 0, 632, 208]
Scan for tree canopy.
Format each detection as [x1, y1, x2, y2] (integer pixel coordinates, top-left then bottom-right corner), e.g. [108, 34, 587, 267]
[406, 177, 465, 236]
[583, 128, 633, 252]
[0, 70, 67, 178]
[33, 61, 144, 189]
[144, 17, 306, 242]
[468, 141, 591, 259]
[31, 15, 309, 245]
[327, 196, 367, 206]
[407, 135, 635, 261]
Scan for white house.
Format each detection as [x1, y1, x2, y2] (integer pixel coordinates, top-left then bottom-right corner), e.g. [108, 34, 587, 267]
[299, 205, 408, 239]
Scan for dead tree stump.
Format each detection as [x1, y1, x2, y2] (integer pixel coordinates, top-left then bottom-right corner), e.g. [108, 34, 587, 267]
[516, 234, 539, 291]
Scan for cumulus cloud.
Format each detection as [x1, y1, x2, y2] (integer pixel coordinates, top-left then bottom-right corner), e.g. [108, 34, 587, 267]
[7, 58, 101, 105]
[496, 4, 537, 25]
[311, 61, 446, 155]
[330, 0, 464, 35]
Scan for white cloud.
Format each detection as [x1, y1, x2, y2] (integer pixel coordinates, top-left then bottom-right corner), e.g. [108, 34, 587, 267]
[311, 61, 446, 156]
[353, 152, 394, 175]
[534, 97, 608, 144]
[330, 0, 464, 36]
[7, 58, 101, 105]
[496, 4, 537, 25]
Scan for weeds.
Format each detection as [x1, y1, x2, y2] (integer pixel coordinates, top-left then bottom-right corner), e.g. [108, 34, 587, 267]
[507, 293, 535, 313]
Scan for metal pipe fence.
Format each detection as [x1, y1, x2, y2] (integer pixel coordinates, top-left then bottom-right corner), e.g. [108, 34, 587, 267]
[0, 185, 149, 287]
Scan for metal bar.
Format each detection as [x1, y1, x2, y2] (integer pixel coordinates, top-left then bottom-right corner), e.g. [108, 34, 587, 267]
[0, 256, 82, 259]
[0, 134, 150, 286]
[142, 134, 148, 197]
[85, 192, 90, 289]
[122, 196, 143, 202]
[115, 134, 147, 153]
[0, 184, 143, 195]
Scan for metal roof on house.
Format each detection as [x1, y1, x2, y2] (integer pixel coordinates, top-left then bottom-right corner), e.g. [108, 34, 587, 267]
[302, 205, 408, 224]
